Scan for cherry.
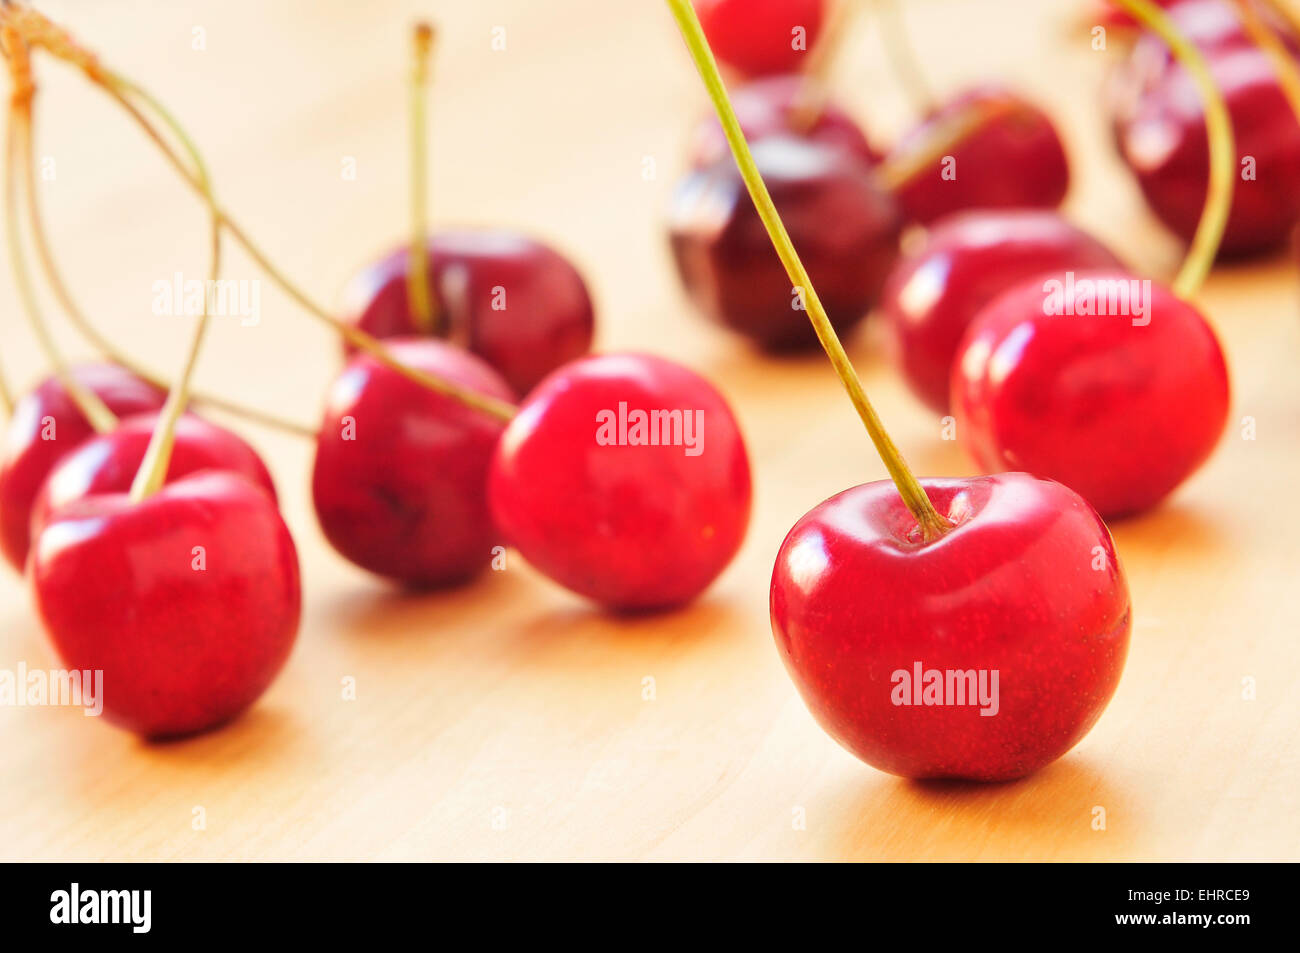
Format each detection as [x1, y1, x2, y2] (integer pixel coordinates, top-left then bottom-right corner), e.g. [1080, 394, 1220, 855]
[313, 337, 515, 587]
[1114, 43, 1300, 256]
[880, 210, 1125, 413]
[688, 74, 879, 168]
[29, 411, 276, 543]
[0, 364, 164, 571]
[669, 135, 902, 349]
[952, 271, 1230, 518]
[489, 353, 751, 610]
[694, 0, 826, 77]
[343, 230, 596, 396]
[30, 471, 300, 738]
[886, 86, 1071, 226]
[771, 473, 1131, 780]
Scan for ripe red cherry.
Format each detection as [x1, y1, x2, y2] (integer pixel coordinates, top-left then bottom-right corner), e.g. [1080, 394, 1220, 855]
[0, 364, 164, 572]
[313, 337, 514, 587]
[771, 473, 1131, 781]
[952, 271, 1230, 518]
[669, 135, 902, 349]
[30, 471, 300, 738]
[688, 74, 879, 168]
[880, 210, 1125, 413]
[489, 353, 751, 610]
[344, 229, 595, 395]
[887, 87, 1070, 226]
[1115, 45, 1300, 257]
[29, 412, 276, 543]
[694, 0, 826, 77]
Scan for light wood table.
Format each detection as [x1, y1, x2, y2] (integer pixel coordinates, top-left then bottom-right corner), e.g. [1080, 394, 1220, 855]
[1, 0, 1296, 861]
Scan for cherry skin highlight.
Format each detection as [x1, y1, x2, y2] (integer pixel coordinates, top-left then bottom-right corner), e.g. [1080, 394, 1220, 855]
[0, 364, 165, 572]
[880, 210, 1125, 413]
[669, 135, 902, 349]
[952, 271, 1230, 518]
[888, 86, 1070, 226]
[688, 74, 879, 168]
[344, 229, 595, 396]
[694, 0, 826, 77]
[771, 473, 1131, 781]
[30, 471, 301, 738]
[29, 412, 276, 543]
[489, 353, 751, 611]
[313, 337, 514, 588]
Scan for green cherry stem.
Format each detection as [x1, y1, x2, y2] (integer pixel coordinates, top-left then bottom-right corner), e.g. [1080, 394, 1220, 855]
[407, 22, 437, 334]
[876, 0, 935, 114]
[1112, 0, 1234, 298]
[873, 95, 1017, 191]
[1239, 1, 1300, 124]
[788, 0, 862, 131]
[666, 0, 951, 541]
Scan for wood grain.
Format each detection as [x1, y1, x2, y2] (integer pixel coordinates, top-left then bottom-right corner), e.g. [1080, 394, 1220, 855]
[1, 0, 1297, 861]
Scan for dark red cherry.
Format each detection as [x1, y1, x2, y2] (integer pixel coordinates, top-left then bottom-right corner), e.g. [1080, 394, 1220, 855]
[344, 229, 595, 395]
[771, 473, 1131, 781]
[888, 86, 1070, 226]
[0, 364, 165, 572]
[29, 412, 276, 543]
[30, 471, 300, 738]
[688, 74, 879, 168]
[952, 271, 1230, 518]
[313, 337, 514, 587]
[489, 353, 751, 610]
[1115, 45, 1300, 257]
[880, 210, 1125, 413]
[669, 135, 902, 349]
[694, 0, 827, 77]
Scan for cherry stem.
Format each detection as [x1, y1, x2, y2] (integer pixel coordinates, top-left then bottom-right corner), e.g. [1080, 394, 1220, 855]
[3, 35, 117, 434]
[788, 0, 861, 132]
[876, 0, 935, 114]
[407, 22, 437, 334]
[666, 0, 951, 541]
[1239, 1, 1300, 125]
[873, 95, 1018, 192]
[1114, 0, 1235, 297]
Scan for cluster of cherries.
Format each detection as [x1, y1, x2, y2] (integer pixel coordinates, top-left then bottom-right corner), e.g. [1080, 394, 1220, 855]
[0, 0, 1265, 785]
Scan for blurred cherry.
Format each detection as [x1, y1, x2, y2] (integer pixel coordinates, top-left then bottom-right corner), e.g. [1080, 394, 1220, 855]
[694, 0, 827, 77]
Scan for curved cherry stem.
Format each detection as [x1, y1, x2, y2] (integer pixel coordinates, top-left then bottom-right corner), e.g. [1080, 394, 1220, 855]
[407, 22, 437, 334]
[1239, 1, 1300, 124]
[1114, 0, 1235, 297]
[666, 0, 951, 541]
[3, 36, 116, 434]
[789, 0, 861, 131]
[876, 0, 935, 113]
[873, 95, 1017, 191]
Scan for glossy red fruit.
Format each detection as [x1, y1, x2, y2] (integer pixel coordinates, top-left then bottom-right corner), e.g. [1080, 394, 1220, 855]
[344, 229, 595, 395]
[313, 337, 514, 587]
[952, 271, 1230, 518]
[669, 135, 902, 349]
[889, 87, 1070, 226]
[881, 210, 1125, 413]
[1115, 45, 1300, 257]
[689, 74, 879, 168]
[0, 364, 165, 572]
[695, 0, 826, 77]
[29, 412, 276, 543]
[489, 353, 751, 610]
[771, 473, 1131, 781]
[30, 471, 300, 738]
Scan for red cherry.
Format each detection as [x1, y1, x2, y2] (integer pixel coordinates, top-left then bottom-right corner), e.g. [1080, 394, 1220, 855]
[1115, 45, 1300, 257]
[30, 471, 300, 738]
[694, 0, 826, 77]
[344, 229, 596, 395]
[489, 353, 751, 610]
[0, 364, 165, 571]
[952, 271, 1230, 518]
[313, 337, 514, 587]
[29, 412, 276, 543]
[669, 135, 902, 349]
[888, 87, 1070, 226]
[688, 74, 879, 168]
[880, 210, 1125, 413]
[771, 473, 1131, 781]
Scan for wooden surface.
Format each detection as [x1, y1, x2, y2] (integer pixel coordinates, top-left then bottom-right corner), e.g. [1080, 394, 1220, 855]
[1, 0, 1297, 862]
